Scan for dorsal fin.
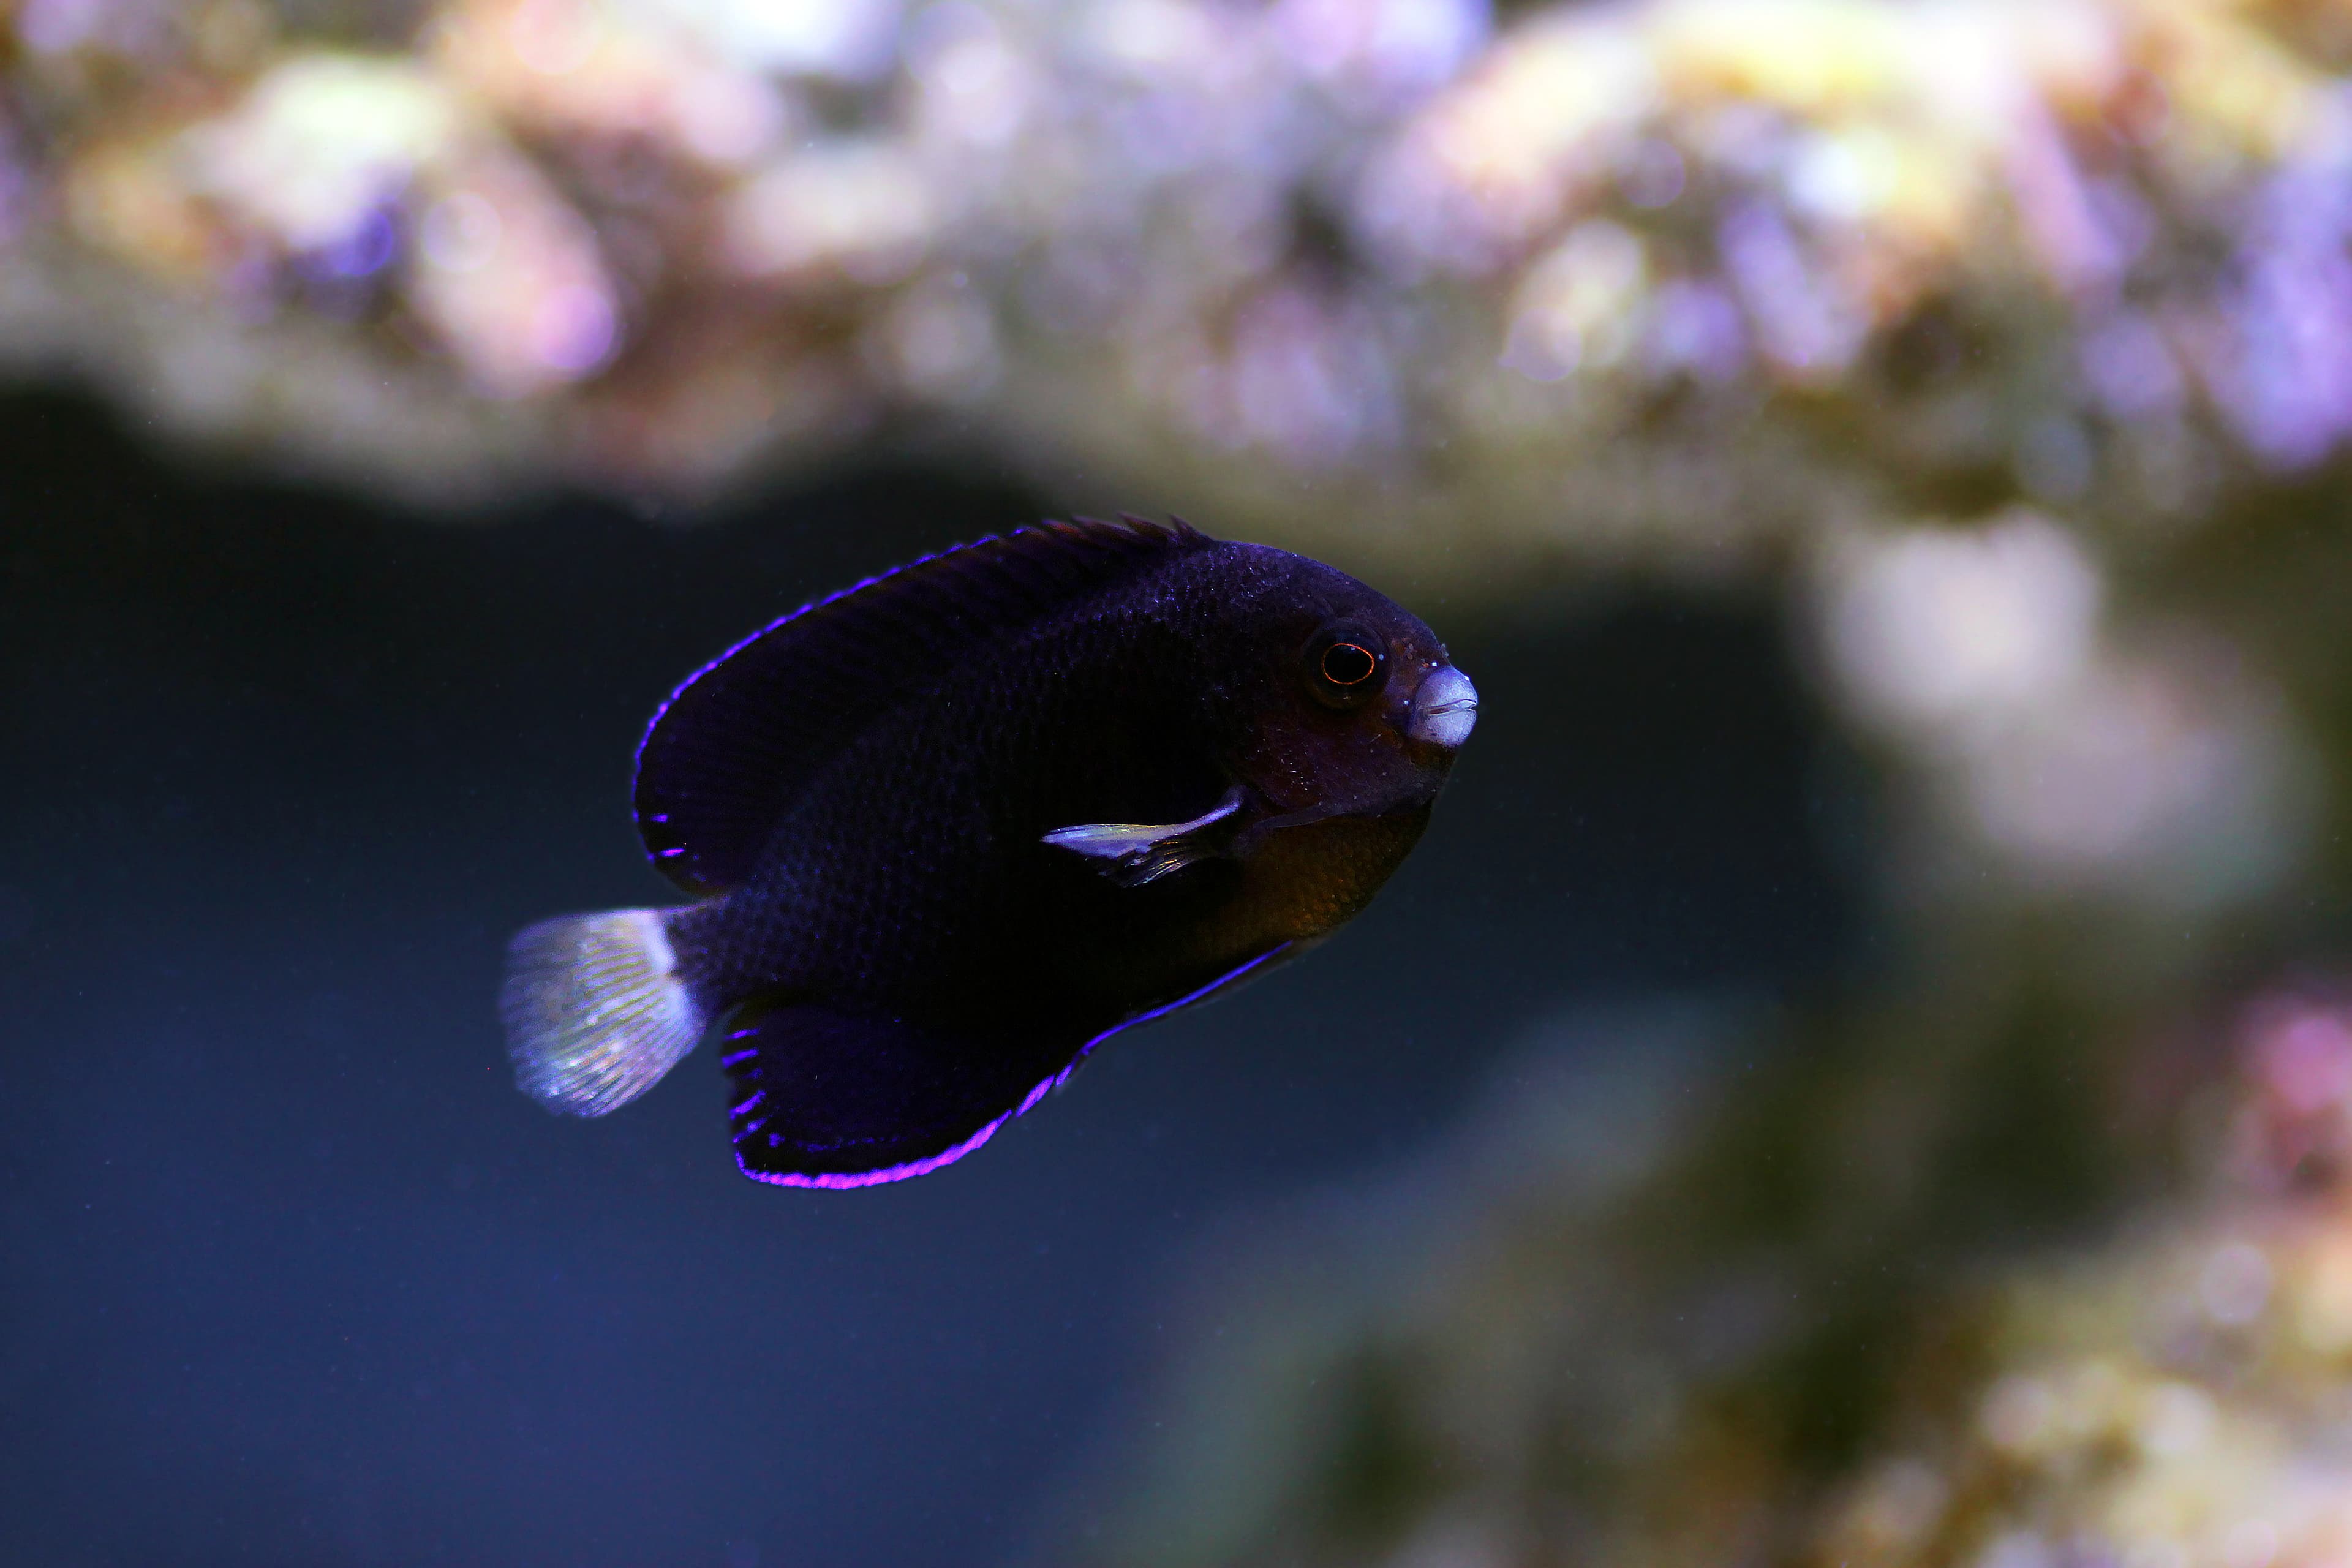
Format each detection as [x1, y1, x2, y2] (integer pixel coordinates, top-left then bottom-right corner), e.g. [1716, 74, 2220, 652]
[633, 516, 1216, 895]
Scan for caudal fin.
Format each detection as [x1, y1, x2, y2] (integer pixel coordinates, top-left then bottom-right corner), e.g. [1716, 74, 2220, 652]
[500, 909, 706, 1116]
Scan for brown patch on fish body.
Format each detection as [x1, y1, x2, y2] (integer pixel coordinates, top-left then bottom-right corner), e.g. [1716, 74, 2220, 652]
[1231, 810, 1431, 947]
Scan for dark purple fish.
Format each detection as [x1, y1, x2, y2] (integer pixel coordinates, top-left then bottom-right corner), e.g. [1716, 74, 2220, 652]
[500, 517, 1478, 1188]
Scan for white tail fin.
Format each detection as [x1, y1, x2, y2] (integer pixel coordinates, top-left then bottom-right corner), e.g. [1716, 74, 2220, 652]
[500, 909, 706, 1116]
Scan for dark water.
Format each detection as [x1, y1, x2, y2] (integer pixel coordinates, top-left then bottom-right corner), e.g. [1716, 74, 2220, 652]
[0, 392, 1858, 1567]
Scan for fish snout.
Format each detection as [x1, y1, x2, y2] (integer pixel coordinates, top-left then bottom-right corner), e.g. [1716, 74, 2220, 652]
[1404, 665, 1478, 750]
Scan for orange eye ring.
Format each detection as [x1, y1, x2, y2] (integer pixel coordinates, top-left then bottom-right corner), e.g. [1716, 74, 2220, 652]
[1321, 642, 1378, 687]
[1302, 621, 1389, 710]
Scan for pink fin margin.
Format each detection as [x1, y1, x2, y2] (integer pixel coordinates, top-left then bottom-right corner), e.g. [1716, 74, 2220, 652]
[735, 942, 1291, 1189]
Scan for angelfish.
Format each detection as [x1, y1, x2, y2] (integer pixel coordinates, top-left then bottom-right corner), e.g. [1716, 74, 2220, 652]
[500, 516, 1478, 1188]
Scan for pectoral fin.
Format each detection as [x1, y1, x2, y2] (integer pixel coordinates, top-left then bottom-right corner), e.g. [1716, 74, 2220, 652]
[1042, 786, 1245, 888]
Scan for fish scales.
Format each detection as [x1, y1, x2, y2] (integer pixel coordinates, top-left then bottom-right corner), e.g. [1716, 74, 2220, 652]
[500, 517, 1478, 1187]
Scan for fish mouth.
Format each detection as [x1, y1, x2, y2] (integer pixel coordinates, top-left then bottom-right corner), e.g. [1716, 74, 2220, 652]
[1403, 665, 1478, 750]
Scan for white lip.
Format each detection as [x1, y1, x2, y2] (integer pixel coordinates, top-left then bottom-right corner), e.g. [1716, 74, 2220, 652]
[1405, 665, 1478, 749]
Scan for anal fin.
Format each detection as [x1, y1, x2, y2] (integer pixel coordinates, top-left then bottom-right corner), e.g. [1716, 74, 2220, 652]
[724, 943, 1296, 1188]
[722, 1004, 1057, 1188]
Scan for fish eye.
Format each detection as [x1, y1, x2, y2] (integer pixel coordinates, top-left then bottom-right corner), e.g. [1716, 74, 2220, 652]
[1302, 622, 1389, 710]
[1322, 642, 1377, 685]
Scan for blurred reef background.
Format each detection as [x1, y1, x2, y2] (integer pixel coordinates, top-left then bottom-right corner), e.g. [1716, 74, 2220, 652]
[14, 1, 2352, 1566]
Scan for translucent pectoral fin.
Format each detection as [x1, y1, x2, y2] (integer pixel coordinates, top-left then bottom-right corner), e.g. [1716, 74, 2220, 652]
[1042, 786, 1245, 888]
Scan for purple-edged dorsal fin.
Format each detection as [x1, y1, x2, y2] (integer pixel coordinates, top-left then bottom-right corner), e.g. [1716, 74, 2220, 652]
[634, 515, 1214, 895]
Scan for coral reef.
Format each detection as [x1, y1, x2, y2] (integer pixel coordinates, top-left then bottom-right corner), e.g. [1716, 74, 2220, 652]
[1060, 974, 2352, 1567]
[8, 0, 2352, 554]
[10, 0, 2352, 900]
[18, 3, 2352, 1563]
